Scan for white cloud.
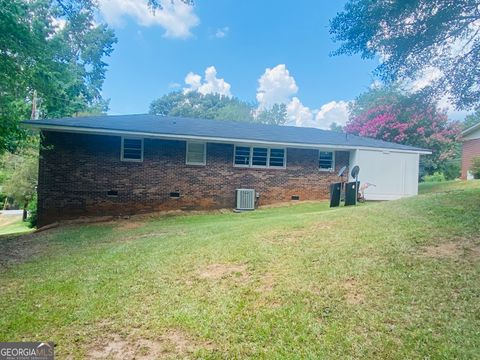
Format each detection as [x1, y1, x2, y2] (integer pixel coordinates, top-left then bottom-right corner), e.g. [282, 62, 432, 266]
[255, 64, 350, 129]
[98, 0, 199, 39]
[410, 67, 443, 91]
[168, 82, 181, 89]
[286, 97, 314, 127]
[214, 26, 229, 38]
[256, 64, 298, 109]
[315, 100, 350, 129]
[183, 66, 232, 97]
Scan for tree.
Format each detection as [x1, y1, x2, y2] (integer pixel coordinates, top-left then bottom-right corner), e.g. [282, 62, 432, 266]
[255, 104, 287, 125]
[345, 87, 460, 175]
[0, 0, 116, 153]
[330, 0, 480, 110]
[149, 91, 287, 125]
[463, 110, 480, 130]
[329, 122, 344, 133]
[1, 144, 39, 220]
[150, 91, 254, 121]
[471, 156, 480, 179]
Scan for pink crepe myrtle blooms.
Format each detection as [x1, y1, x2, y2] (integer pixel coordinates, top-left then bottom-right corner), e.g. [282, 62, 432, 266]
[345, 101, 460, 173]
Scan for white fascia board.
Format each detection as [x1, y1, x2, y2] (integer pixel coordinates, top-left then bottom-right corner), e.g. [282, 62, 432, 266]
[25, 123, 432, 155]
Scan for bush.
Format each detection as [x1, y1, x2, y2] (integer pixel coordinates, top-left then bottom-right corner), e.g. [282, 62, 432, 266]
[441, 159, 461, 180]
[423, 172, 446, 182]
[472, 157, 480, 179]
[26, 193, 37, 228]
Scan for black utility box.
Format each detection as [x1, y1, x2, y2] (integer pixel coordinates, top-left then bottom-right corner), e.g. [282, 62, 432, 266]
[329, 182, 342, 207]
[344, 181, 360, 206]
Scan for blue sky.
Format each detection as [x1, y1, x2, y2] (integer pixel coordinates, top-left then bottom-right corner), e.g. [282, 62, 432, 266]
[98, 0, 381, 128]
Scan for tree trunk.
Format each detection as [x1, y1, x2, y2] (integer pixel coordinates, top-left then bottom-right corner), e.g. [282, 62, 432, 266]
[23, 202, 28, 221]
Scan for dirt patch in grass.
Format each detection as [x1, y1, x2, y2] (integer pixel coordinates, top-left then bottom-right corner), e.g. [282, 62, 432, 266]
[256, 272, 276, 293]
[197, 263, 249, 282]
[87, 330, 213, 359]
[421, 239, 480, 259]
[0, 232, 49, 268]
[343, 278, 365, 305]
[117, 221, 145, 230]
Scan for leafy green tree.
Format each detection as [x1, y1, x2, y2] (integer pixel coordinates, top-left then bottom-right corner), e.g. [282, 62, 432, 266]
[1, 144, 39, 220]
[0, 0, 116, 153]
[255, 104, 287, 125]
[463, 110, 480, 130]
[330, 0, 480, 110]
[150, 91, 287, 125]
[471, 156, 480, 179]
[150, 91, 254, 121]
[329, 122, 344, 133]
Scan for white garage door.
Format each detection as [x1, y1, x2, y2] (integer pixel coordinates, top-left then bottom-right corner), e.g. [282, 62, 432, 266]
[349, 149, 420, 200]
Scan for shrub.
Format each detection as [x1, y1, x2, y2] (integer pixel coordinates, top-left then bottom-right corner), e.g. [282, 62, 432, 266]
[26, 193, 37, 228]
[423, 172, 446, 182]
[471, 157, 480, 179]
[441, 159, 461, 180]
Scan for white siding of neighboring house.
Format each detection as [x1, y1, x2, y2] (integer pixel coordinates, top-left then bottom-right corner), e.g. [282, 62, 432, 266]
[349, 149, 420, 200]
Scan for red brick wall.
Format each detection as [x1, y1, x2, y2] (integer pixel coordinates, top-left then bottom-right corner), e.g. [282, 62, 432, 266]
[461, 138, 480, 179]
[37, 131, 350, 226]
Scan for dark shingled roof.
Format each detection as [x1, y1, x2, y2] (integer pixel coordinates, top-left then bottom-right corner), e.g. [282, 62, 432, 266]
[23, 114, 430, 153]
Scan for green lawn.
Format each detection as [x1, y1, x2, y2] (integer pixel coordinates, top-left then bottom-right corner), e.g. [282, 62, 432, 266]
[0, 215, 32, 236]
[0, 182, 479, 359]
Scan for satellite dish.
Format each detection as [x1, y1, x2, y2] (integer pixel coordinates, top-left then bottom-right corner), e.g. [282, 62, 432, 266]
[351, 165, 360, 179]
[337, 166, 347, 177]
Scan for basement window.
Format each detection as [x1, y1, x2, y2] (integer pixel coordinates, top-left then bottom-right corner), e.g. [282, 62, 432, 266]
[234, 145, 286, 169]
[319, 151, 334, 171]
[121, 137, 143, 162]
[186, 142, 206, 165]
[107, 190, 118, 197]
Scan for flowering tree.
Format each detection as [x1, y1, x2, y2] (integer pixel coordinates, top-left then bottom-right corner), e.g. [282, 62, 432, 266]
[345, 88, 460, 175]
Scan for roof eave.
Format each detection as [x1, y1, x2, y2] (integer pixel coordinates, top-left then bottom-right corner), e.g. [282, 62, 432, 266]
[22, 122, 432, 155]
[461, 122, 480, 137]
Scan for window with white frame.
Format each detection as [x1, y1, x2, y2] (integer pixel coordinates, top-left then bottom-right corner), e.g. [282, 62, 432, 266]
[121, 137, 143, 161]
[186, 142, 206, 165]
[319, 151, 334, 171]
[234, 145, 285, 168]
[234, 146, 251, 166]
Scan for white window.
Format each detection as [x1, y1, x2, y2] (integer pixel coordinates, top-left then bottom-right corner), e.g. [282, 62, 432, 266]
[234, 145, 286, 169]
[319, 151, 334, 171]
[186, 142, 206, 165]
[121, 137, 143, 162]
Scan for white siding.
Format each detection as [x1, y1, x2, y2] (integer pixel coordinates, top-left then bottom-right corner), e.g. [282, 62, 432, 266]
[349, 149, 419, 200]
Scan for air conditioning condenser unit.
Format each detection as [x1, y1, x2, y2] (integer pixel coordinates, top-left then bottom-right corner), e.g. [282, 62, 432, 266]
[236, 189, 256, 210]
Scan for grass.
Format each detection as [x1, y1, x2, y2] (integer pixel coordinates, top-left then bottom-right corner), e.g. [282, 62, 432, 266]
[0, 215, 32, 236]
[0, 182, 479, 359]
[418, 178, 480, 194]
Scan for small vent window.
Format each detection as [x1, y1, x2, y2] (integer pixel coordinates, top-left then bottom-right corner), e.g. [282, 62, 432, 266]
[319, 151, 334, 171]
[121, 138, 143, 162]
[234, 146, 251, 166]
[186, 142, 206, 165]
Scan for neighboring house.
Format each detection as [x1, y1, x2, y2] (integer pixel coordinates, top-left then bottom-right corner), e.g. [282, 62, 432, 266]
[461, 122, 480, 180]
[24, 115, 430, 226]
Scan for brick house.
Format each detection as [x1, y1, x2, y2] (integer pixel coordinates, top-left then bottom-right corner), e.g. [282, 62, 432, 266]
[24, 115, 430, 226]
[461, 122, 480, 179]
